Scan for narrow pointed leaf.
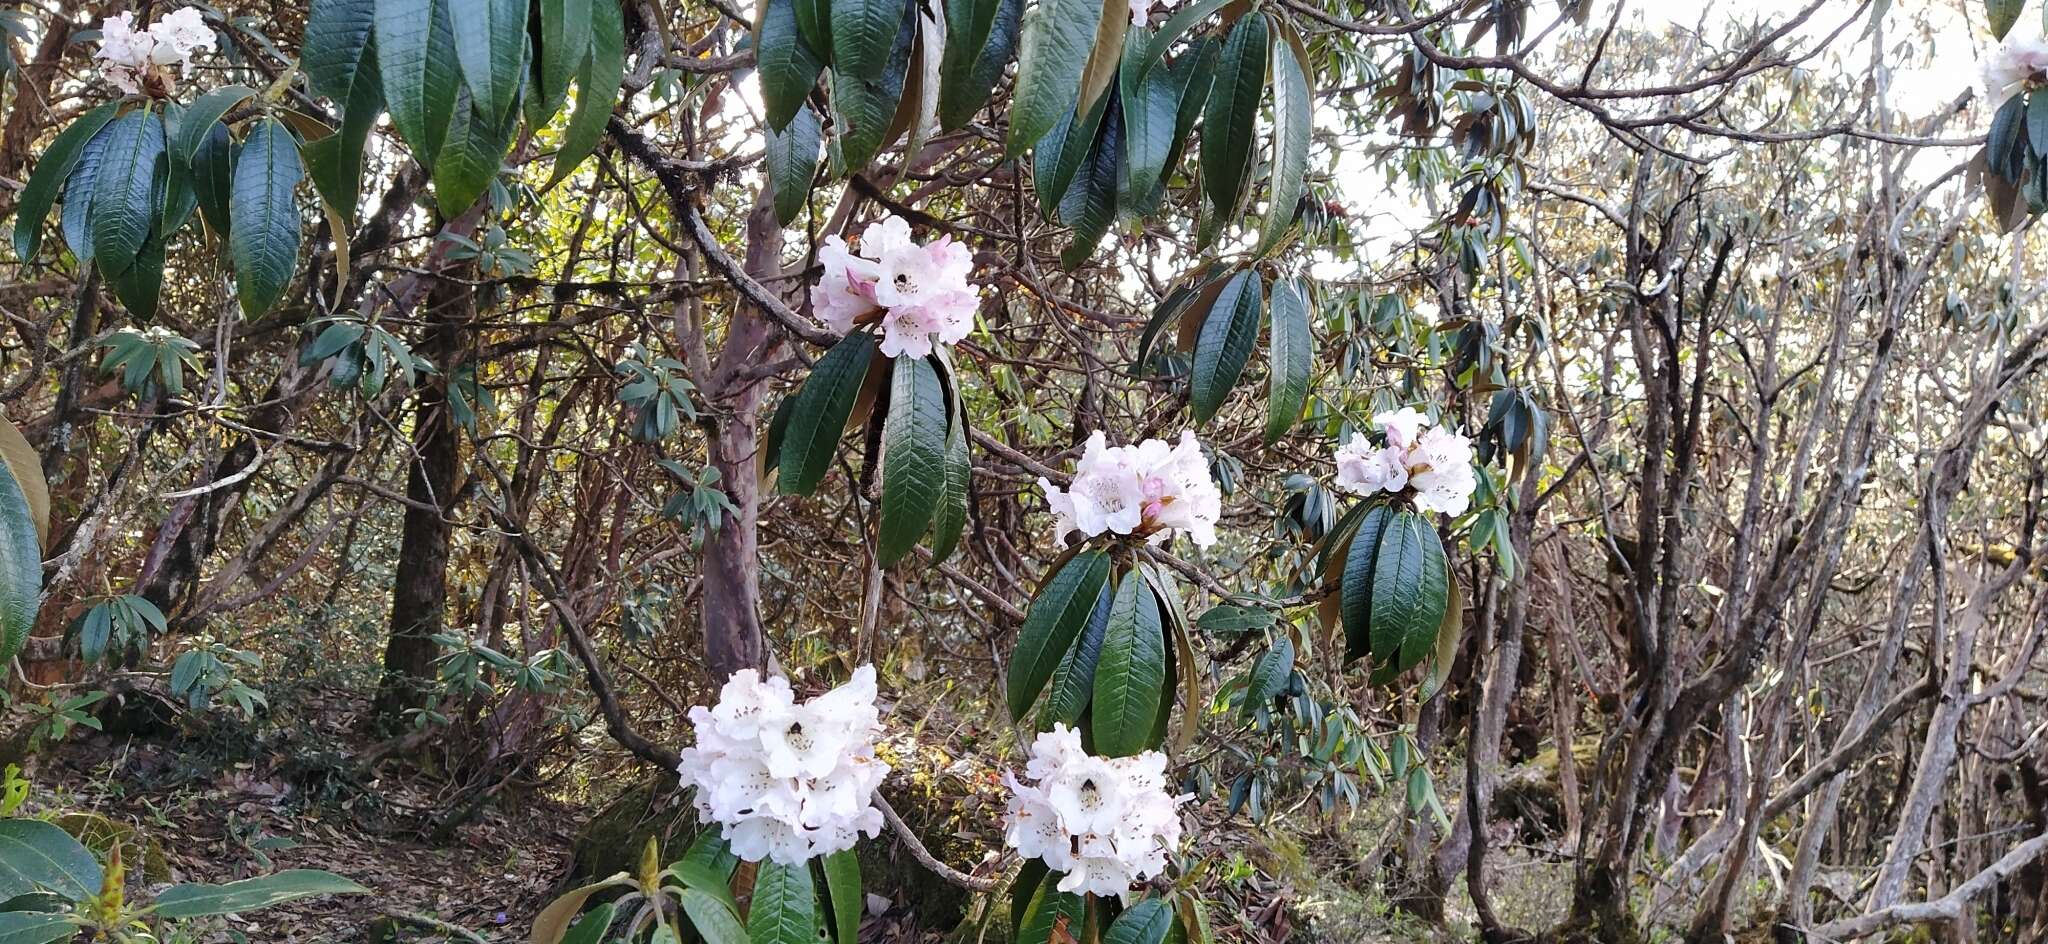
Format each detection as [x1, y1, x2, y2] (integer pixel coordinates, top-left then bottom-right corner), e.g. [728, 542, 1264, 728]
[13, 102, 119, 262]
[89, 108, 166, 278]
[820, 849, 861, 944]
[879, 355, 948, 565]
[1264, 276, 1309, 442]
[766, 103, 821, 225]
[449, 0, 527, 123]
[758, 0, 824, 132]
[831, 0, 914, 172]
[304, 0, 378, 104]
[1189, 268, 1261, 423]
[376, 0, 460, 165]
[1093, 570, 1167, 757]
[548, 0, 624, 186]
[937, 0, 1020, 131]
[749, 860, 821, 944]
[538, 0, 594, 122]
[155, 870, 369, 918]
[1256, 18, 1310, 253]
[1339, 504, 1393, 663]
[1007, 550, 1110, 721]
[228, 118, 304, 317]
[1199, 13, 1266, 222]
[1007, 0, 1102, 157]
[779, 332, 878, 495]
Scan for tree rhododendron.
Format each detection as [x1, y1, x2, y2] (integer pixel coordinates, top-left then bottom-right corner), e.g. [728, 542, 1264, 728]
[1334, 407, 1478, 516]
[95, 8, 216, 96]
[1037, 430, 1221, 548]
[1003, 724, 1188, 900]
[810, 216, 979, 359]
[674, 666, 889, 865]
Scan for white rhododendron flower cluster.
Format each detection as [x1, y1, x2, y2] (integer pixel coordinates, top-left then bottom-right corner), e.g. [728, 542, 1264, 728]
[811, 216, 980, 360]
[1983, 25, 2048, 110]
[1038, 430, 1221, 548]
[674, 666, 889, 866]
[1003, 724, 1188, 900]
[1333, 407, 1478, 516]
[96, 8, 216, 95]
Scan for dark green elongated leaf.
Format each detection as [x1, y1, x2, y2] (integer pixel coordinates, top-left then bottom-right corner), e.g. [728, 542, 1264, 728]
[928, 378, 971, 564]
[1369, 510, 1447, 674]
[172, 87, 256, 164]
[1008, 0, 1102, 157]
[1242, 633, 1294, 714]
[1016, 873, 1085, 944]
[1118, 32, 1182, 216]
[13, 102, 119, 262]
[1008, 860, 1049, 942]
[547, 0, 624, 187]
[779, 332, 878, 495]
[766, 103, 821, 226]
[677, 888, 748, 944]
[1264, 277, 1309, 443]
[305, 0, 378, 103]
[107, 229, 167, 319]
[749, 859, 821, 944]
[1391, 518, 1449, 674]
[376, 0, 460, 166]
[1034, 88, 1110, 218]
[879, 355, 948, 565]
[559, 902, 616, 944]
[1139, 0, 1232, 78]
[1990, 94, 2027, 181]
[191, 122, 235, 235]
[820, 849, 861, 944]
[795, 0, 831, 57]
[156, 870, 369, 918]
[937, 0, 1020, 131]
[0, 912, 81, 944]
[1058, 90, 1123, 270]
[60, 124, 112, 265]
[433, 86, 517, 213]
[830, 0, 915, 173]
[1199, 13, 1266, 223]
[302, 41, 383, 220]
[2029, 89, 2048, 159]
[832, 0, 907, 76]
[1339, 504, 1394, 663]
[1092, 569, 1167, 757]
[449, 0, 527, 123]
[1104, 898, 1176, 944]
[1042, 578, 1112, 727]
[1007, 550, 1110, 721]
[0, 820, 97, 902]
[89, 108, 166, 278]
[1256, 17, 1310, 253]
[537, 0, 594, 123]
[229, 118, 304, 318]
[758, 0, 824, 132]
[1189, 268, 1262, 423]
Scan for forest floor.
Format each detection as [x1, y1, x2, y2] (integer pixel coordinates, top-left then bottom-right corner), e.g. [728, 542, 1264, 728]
[30, 711, 575, 942]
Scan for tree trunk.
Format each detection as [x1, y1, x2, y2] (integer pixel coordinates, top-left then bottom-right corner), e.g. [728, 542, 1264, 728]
[694, 198, 786, 680]
[369, 266, 475, 729]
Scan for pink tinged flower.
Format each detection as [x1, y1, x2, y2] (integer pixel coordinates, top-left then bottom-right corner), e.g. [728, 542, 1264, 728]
[811, 235, 882, 334]
[1983, 28, 2048, 110]
[1129, 0, 1154, 27]
[1372, 407, 1429, 450]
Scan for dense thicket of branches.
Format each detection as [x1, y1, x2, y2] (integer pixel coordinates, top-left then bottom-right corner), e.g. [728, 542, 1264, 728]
[0, 0, 2044, 942]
